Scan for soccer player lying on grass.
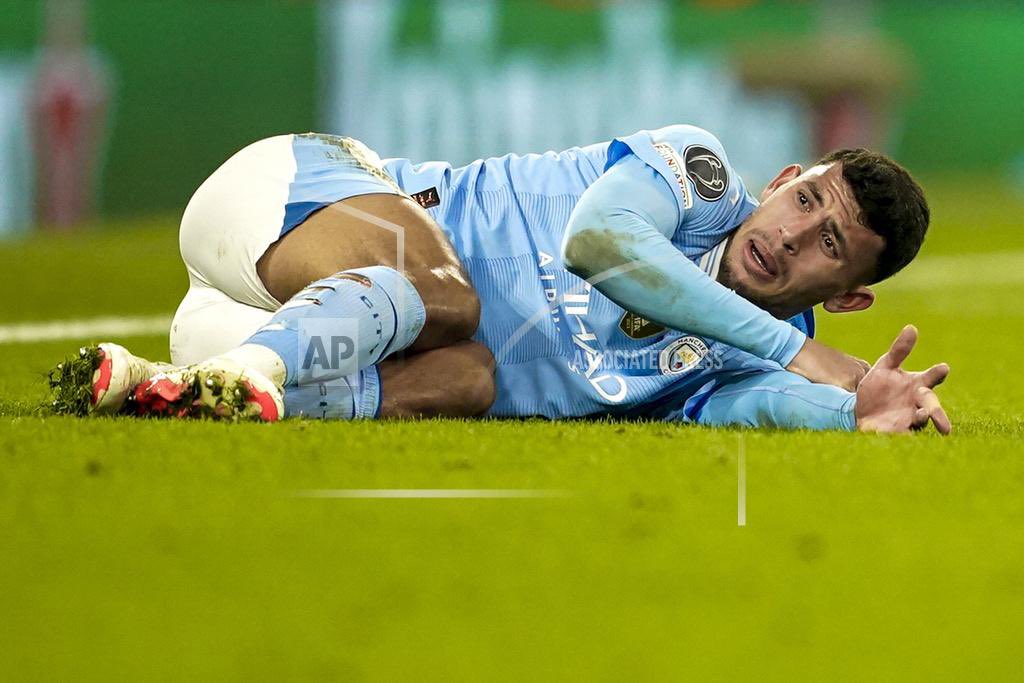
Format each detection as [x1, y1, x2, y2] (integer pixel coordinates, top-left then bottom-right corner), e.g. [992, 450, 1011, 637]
[50, 126, 950, 433]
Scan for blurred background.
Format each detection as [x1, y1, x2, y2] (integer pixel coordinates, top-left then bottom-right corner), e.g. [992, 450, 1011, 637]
[0, 0, 1022, 236]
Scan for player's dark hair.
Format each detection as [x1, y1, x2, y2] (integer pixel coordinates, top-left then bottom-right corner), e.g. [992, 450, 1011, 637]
[816, 148, 929, 283]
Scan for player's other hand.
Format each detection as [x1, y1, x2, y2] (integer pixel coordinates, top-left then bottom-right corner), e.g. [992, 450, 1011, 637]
[855, 325, 952, 435]
[786, 337, 870, 392]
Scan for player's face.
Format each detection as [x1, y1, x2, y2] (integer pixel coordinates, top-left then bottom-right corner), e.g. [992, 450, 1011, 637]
[720, 162, 885, 320]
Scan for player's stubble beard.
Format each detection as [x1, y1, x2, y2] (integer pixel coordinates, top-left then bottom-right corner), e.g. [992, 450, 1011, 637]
[717, 234, 801, 321]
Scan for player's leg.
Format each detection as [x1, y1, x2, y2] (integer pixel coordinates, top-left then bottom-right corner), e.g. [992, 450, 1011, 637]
[154, 285, 497, 420]
[52, 282, 495, 420]
[54, 275, 465, 422]
[184, 133, 480, 393]
[232, 192, 478, 390]
[172, 283, 493, 419]
[283, 341, 495, 420]
[51, 133, 478, 420]
[377, 341, 496, 418]
[49, 137, 294, 418]
[256, 193, 480, 350]
[129, 134, 310, 419]
[170, 283, 274, 366]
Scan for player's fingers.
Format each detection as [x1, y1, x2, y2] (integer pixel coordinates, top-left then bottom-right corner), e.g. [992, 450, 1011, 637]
[912, 407, 930, 429]
[919, 362, 950, 388]
[916, 386, 952, 435]
[876, 325, 917, 370]
[930, 405, 953, 435]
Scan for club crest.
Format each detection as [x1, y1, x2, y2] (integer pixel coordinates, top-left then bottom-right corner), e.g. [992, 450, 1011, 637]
[658, 336, 709, 375]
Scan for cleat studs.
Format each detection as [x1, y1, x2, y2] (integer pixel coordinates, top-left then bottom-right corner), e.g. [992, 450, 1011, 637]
[204, 375, 224, 396]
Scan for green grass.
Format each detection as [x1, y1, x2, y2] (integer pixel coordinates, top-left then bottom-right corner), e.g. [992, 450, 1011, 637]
[2, 183, 1024, 680]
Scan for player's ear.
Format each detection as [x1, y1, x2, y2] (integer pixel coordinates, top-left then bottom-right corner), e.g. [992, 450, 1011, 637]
[823, 286, 874, 313]
[760, 164, 803, 201]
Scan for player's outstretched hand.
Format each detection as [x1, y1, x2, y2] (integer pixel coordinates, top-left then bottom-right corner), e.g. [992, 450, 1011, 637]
[855, 325, 952, 435]
[787, 337, 871, 392]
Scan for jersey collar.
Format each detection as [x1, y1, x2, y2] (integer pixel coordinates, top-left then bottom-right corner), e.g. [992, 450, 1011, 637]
[698, 239, 728, 281]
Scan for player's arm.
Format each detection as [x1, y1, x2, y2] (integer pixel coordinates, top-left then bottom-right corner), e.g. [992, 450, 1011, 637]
[693, 368, 857, 430]
[563, 154, 805, 364]
[692, 326, 951, 433]
[562, 153, 864, 390]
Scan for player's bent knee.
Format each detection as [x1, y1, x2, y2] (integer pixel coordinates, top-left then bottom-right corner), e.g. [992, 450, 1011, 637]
[463, 339, 495, 370]
[417, 275, 481, 344]
[442, 281, 482, 341]
[459, 342, 495, 415]
[460, 285, 482, 338]
[463, 362, 496, 416]
[170, 285, 274, 365]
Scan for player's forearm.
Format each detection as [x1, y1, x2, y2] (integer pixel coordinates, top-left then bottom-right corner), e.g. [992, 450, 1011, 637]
[562, 209, 806, 366]
[695, 371, 857, 431]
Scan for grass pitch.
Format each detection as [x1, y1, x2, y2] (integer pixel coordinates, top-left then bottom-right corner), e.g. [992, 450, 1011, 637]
[1, 181, 1023, 680]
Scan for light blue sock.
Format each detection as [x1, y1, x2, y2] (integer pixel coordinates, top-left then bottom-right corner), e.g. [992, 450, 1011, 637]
[246, 266, 425, 387]
[283, 366, 381, 420]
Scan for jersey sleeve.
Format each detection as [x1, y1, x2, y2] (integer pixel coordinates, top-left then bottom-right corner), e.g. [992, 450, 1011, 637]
[677, 356, 857, 431]
[606, 125, 758, 237]
[562, 154, 807, 367]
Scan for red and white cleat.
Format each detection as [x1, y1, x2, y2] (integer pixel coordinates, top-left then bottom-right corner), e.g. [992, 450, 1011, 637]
[49, 343, 175, 416]
[130, 359, 283, 422]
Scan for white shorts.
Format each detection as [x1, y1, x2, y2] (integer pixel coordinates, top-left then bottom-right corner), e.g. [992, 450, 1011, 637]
[170, 134, 403, 365]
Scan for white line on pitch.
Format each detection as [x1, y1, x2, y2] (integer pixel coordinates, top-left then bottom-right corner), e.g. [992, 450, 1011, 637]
[289, 488, 572, 499]
[2, 248, 1015, 348]
[1, 249, 1022, 346]
[0, 315, 171, 344]
[882, 249, 1024, 291]
[737, 435, 747, 527]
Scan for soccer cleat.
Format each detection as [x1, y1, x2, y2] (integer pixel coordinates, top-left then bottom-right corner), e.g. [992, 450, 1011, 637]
[129, 359, 283, 422]
[49, 343, 175, 416]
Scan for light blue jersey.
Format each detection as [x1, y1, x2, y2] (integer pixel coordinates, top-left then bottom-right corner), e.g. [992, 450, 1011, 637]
[271, 128, 855, 430]
[383, 125, 815, 419]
